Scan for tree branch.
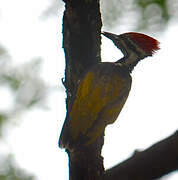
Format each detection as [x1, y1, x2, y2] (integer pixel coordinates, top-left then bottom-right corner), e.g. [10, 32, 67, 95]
[103, 131, 178, 180]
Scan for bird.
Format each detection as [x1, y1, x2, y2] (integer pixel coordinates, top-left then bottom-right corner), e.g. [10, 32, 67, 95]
[59, 31, 160, 150]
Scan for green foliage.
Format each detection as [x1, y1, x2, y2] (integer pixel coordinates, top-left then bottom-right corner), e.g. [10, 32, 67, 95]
[0, 155, 35, 180]
[0, 75, 21, 90]
[0, 46, 7, 56]
[0, 45, 48, 179]
[0, 113, 7, 136]
[0, 46, 48, 136]
[0, 114, 7, 124]
[101, 0, 174, 32]
[41, 0, 176, 32]
[137, 0, 169, 29]
[0, 56, 48, 118]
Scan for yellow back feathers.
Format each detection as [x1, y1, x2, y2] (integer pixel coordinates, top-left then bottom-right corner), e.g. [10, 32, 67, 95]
[59, 62, 132, 148]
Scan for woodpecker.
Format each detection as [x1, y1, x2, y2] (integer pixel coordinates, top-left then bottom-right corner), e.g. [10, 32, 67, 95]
[102, 31, 160, 72]
[59, 31, 160, 150]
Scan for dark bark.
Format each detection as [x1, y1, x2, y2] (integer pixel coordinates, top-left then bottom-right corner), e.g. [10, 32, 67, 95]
[62, 0, 103, 180]
[60, 0, 178, 179]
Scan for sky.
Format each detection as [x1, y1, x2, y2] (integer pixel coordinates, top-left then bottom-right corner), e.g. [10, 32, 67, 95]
[0, 0, 178, 180]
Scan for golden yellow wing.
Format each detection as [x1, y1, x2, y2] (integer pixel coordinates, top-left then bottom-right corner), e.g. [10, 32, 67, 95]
[69, 62, 132, 145]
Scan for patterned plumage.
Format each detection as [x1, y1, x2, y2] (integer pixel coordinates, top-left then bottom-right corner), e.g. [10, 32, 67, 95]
[59, 32, 160, 149]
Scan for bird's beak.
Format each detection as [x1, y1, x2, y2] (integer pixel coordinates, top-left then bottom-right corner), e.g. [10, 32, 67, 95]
[101, 31, 118, 41]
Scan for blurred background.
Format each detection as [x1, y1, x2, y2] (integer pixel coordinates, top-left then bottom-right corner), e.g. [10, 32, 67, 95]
[0, 0, 178, 179]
